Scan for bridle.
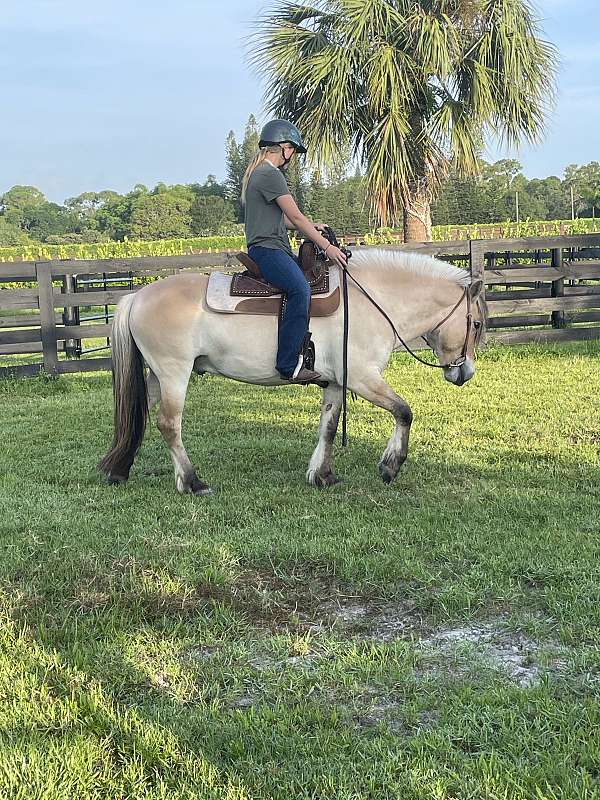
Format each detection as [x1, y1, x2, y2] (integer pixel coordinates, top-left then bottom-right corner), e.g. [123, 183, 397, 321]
[341, 266, 476, 370]
[421, 286, 474, 370]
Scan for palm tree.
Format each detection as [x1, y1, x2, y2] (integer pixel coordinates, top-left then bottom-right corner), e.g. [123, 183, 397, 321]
[249, 0, 557, 241]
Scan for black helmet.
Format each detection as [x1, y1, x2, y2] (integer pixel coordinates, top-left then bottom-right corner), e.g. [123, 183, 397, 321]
[259, 119, 307, 154]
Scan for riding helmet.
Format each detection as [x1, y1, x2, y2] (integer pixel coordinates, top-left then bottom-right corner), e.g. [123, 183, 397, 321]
[259, 119, 307, 154]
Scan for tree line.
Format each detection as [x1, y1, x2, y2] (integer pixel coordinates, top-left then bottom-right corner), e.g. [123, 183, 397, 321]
[1, 113, 599, 246]
[433, 159, 600, 227]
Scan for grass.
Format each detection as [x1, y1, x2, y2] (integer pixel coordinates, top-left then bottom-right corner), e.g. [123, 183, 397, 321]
[1, 342, 599, 799]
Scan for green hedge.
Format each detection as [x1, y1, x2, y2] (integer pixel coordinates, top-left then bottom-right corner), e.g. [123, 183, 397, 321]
[0, 235, 247, 264]
[1, 219, 599, 263]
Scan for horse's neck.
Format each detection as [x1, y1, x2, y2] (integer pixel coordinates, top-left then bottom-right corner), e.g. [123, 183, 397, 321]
[355, 269, 462, 339]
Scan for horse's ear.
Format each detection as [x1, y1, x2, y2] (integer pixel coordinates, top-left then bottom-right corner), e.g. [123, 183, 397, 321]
[469, 279, 483, 300]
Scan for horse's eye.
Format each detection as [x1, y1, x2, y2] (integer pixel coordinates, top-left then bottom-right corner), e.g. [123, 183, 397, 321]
[473, 321, 482, 330]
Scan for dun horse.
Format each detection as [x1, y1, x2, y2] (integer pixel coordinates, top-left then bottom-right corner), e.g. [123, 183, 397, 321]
[98, 250, 486, 494]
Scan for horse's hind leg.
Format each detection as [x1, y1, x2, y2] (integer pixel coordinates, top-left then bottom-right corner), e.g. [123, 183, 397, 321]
[353, 372, 413, 484]
[307, 383, 343, 488]
[147, 369, 161, 412]
[154, 361, 212, 496]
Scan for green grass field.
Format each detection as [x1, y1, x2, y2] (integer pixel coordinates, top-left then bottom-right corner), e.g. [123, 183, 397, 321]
[1, 342, 599, 799]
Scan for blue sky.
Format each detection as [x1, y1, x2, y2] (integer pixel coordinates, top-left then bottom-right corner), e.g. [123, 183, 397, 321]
[1, 0, 598, 202]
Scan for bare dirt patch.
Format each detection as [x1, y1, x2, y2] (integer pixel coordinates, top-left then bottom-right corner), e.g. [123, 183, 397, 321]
[417, 619, 567, 687]
[229, 695, 255, 710]
[182, 645, 220, 663]
[247, 652, 321, 672]
[306, 597, 424, 639]
[112, 564, 572, 699]
[349, 685, 440, 736]
[301, 599, 568, 688]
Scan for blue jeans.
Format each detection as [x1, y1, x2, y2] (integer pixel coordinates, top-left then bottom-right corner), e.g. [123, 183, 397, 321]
[248, 245, 311, 378]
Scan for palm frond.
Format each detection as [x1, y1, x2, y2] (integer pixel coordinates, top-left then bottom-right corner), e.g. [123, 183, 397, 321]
[247, 0, 557, 229]
[364, 109, 412, 225]
[458, 0, 558, 146]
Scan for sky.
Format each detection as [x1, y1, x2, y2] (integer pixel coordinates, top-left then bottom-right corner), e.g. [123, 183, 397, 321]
[0, 0, 598, 203]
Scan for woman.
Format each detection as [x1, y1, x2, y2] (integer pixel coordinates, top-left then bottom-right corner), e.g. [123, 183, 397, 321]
[242, 119, 348, 384]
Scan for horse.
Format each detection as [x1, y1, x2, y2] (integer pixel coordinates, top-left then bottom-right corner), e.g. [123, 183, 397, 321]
[98, 249, 486, 494]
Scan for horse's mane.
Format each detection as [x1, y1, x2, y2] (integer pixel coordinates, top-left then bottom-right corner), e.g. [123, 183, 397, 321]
[350, 248, 471, 287]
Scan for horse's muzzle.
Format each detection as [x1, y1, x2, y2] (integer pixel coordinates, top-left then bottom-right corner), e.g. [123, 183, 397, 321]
[444, 358, 475, 386]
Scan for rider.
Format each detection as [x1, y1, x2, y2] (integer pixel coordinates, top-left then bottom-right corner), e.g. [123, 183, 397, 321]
[242, 119, 348, 384]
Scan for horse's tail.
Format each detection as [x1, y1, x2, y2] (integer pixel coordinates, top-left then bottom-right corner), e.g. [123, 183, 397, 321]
[98, 293, 148, 482]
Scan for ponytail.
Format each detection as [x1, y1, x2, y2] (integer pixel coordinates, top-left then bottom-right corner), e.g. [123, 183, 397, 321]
[241, 145, 282, 205]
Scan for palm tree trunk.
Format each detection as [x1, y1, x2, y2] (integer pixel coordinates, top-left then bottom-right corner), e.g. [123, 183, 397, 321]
[403, 182, 432, 242]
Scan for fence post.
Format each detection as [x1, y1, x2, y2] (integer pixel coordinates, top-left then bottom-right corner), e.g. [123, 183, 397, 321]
[469, 239, 486, 296]
[551, 247, 565, 329]
[36, 261, 59, 375]
[62, 273, 79, 357]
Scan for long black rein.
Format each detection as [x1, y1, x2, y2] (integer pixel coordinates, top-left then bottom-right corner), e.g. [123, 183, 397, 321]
[342, 265, 472, 370]
[317, 228, 473, 446]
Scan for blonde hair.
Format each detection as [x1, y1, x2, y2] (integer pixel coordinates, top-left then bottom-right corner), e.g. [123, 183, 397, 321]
[241, 144, 284, 205]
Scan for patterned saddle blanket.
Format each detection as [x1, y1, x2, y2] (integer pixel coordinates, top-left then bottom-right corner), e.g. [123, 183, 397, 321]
[205, 264, 341, 317]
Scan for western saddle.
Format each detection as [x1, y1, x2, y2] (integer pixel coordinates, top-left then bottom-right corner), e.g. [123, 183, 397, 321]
[204, 232, 349, 320]
[231, 240, 330, 299]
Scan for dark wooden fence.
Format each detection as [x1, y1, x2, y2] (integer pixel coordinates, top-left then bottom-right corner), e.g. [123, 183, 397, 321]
[1, 233, 599, 379]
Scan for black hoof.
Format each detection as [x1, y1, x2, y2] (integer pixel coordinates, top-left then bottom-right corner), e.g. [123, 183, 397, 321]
[190, 477, 214, 496]
[107, 473, 128, 485]
[378, 461, 397, 485]
[315, 472, 342, 489]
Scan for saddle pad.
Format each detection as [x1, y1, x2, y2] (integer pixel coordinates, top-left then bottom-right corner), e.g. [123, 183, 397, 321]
[206, 268, 341, 317]
[231, 267, 329, 297]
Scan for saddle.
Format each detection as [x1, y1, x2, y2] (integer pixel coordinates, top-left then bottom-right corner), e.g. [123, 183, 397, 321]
[205, 241, 341, 317]
[236, 240, 323, 283]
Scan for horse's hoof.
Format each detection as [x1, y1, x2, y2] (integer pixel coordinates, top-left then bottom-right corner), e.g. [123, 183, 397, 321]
[378, 461, 396, 484]
[107, 473, 128, 485]
[190, 478, 214, 496]
[313, 472, 342, 489]
[193, 486, 214, 497]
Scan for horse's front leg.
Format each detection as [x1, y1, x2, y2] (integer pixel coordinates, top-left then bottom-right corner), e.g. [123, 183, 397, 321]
[353, 372, 413, 484]
[306, 383, 343, 488]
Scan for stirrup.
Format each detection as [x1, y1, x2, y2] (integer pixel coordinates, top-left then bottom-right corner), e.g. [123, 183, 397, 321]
[301, 332, 316, 372]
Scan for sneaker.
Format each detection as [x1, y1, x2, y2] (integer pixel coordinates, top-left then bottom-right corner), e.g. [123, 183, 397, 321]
[291, 353, 304, 378]
[286, 367, 323, 385]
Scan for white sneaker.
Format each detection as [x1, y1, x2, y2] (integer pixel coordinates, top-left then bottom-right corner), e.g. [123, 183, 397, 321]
[291, 354, 304, 379]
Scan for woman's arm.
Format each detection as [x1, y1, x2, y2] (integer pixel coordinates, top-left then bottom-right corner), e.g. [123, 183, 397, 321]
[284, 213, 325, 231]
[277, 194, 347, 267]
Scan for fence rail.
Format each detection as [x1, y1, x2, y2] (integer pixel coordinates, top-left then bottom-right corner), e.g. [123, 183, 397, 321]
[1, 234, 599, 379]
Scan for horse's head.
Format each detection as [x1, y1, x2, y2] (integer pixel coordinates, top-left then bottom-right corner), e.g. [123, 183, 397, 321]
[426, 280, 486, 387]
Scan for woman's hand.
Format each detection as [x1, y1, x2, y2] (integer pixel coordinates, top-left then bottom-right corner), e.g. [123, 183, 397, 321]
[324, 244, 347, 268]
[274, 197, 345, 264]
[314, 223, 328, 233]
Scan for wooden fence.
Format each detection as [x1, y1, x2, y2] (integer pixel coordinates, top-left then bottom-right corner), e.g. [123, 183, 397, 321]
[1, 233, 599, 379]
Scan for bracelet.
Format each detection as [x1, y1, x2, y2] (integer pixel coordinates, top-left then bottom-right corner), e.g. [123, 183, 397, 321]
[324, 243, 332, 257]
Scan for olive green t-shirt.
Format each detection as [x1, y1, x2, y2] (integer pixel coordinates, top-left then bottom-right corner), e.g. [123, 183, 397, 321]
[244, 162, 293, 256]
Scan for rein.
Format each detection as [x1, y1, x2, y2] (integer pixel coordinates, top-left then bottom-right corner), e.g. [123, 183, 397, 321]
[342, 266, 472, 371]
[315, 229, 474, 446]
